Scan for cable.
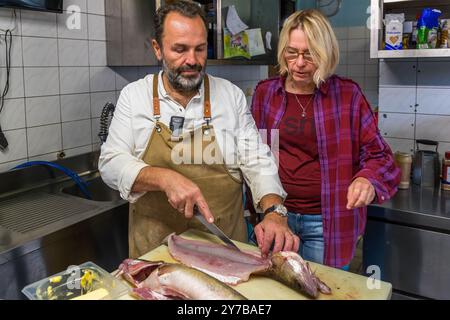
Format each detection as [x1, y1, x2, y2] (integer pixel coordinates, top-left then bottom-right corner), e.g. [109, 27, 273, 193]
[0, 29, 13, 151]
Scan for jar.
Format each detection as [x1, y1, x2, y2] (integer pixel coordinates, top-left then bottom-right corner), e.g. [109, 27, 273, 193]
[442, 151, 450, 191]
[395, 152, 413, 189]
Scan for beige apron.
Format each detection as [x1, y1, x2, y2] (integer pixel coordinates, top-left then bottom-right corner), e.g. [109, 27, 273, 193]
[129, 74, 247, 258]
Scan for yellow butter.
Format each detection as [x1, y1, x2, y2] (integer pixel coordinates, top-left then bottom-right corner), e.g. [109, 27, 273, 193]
[71, 288, 109, 300]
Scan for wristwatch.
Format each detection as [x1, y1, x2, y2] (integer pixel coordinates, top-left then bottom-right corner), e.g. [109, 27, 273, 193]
[263, 204, 288, 218]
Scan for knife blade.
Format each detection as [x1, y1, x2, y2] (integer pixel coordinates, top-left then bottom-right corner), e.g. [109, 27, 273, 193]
[193, 208, 241, 252]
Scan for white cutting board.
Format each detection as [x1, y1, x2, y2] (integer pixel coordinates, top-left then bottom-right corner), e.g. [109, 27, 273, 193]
[120, 229, 392, 300]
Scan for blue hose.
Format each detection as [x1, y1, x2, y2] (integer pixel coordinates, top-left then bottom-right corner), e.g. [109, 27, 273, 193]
[11, 161, 92, 200]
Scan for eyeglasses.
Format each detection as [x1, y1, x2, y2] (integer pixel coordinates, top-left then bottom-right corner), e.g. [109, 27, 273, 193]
[284, 49, 314, 63]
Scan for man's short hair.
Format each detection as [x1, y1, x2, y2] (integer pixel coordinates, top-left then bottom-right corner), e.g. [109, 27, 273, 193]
[154, 0, 207, 45]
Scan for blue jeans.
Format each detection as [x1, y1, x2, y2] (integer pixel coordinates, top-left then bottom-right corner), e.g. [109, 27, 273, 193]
[287, 212, 324, 264]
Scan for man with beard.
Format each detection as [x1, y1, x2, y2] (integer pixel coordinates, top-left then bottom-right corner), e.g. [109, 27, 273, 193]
[99, 0, 298, 258]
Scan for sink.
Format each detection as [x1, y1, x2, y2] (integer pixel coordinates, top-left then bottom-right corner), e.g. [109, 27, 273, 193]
[61, 177, 122, 202]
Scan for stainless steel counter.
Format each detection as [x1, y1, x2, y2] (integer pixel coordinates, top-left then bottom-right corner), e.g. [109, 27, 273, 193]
[368, 186, 450, 230]
[0, 152, 129, 300]
[364, 186, 450, 300]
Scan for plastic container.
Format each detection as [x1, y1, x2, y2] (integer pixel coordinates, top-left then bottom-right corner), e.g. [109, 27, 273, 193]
[22, 262, 129, 300]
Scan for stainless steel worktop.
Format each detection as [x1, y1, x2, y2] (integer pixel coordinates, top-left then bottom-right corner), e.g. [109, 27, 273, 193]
[368, 186, 450, 231]
[364, 185, 450, 300]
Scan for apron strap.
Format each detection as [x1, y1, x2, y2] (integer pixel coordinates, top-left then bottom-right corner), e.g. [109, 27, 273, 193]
[152, 73, 211, 122]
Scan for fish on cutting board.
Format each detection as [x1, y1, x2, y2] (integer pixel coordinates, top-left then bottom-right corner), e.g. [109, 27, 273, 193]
[116, 259, 247, 300]
[167, 233, 331, 299]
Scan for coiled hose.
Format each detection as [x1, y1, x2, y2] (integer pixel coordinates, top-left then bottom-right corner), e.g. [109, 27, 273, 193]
[98, 102, 116, 143]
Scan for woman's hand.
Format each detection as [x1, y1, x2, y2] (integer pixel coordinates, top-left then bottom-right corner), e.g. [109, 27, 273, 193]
[346, 177, 376, 210]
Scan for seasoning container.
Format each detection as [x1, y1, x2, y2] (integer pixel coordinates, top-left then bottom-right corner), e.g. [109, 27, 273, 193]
[395, 152, 413, 189]
[442, 151, 450, 191]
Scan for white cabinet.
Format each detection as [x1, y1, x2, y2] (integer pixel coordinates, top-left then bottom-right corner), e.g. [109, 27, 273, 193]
[370, 0, 450, 58]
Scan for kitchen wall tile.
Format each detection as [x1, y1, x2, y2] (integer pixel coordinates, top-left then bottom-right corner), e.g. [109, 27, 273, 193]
[0, 159, 27, 172]
[63, 0, 88, 13]
[417, 62, 450, 88]
[335, 64, 347, 77]
[26, 96, 61, 127]
[88, 14, 106, 41]
[22, 37, 58, 67]
[347, 52, 365, 65]
[61, 93, 91, 122]
[379, 87, 416, 113]
[64, 145, 92, 158]
[88, 41, 107, 66]
[1, 68, 24, 99]
[379, 61, 417, 87]
[58, 39, 89, 66]
[90, 91, 117, 118]
[378, 112, 415, 139]
[87, 0, 105, 15]
[348, 39, 366, 52]
[348, 26, 368, 39]
[416, 115, 450, 143]
[0, 36, 22, 67]
[365, 77, 378, 91]
[91, 66, 116, 92]
[348, 65, 365, 78]
[60, 67, 89, 94]
[57, 12, 88, 40]
[0, 9, 21, 35]
[62, 119, 92, 149]
[333, 27, 348, 40]
[338, 39, 348, 52]
[27, 124, 62, 157]
[0, 129, 27, 163]
[29, 152, 59, 162]
[384, 138, 415, 154]
[91, 117, 101, 145]
[0, 98, 25, 131]
[339, 51, 348, 66]
[21, 10, 57, 38]
[24, 67, 59, 97]
[417, 88, 450, 116]
[365, 64, 379, 77]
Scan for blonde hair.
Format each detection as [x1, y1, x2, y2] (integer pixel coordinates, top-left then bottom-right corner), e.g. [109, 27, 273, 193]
[277, 9, 339, 88]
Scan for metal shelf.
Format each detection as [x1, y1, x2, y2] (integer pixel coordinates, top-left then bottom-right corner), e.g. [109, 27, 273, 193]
[377, 48, 450, 59]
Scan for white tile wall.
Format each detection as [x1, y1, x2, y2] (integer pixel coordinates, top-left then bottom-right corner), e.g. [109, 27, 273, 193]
[379, 59, 450, 161]
[0, 6, 269, 173]
[332, 25, 379, 107]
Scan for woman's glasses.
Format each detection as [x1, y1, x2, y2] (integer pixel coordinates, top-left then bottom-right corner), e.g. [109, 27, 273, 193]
[285, 49, 314, 63]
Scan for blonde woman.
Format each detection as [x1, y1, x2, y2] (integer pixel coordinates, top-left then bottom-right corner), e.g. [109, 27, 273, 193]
[250, 10, 400, 269]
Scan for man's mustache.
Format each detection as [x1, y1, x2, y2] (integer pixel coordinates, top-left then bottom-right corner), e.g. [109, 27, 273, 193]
[176, 64, 203, 74]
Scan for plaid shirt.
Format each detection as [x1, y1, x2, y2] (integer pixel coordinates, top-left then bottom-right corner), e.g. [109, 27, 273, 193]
[251, 75, 400, 267]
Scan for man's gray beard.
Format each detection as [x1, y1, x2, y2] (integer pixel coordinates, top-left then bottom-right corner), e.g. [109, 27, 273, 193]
[162, 60, 206, 93]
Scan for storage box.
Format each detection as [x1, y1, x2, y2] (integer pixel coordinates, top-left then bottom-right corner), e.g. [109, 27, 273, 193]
[22, 262, 128, 300]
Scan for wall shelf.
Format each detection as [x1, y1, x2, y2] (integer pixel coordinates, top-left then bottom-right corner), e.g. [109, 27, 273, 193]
[377, 48, 450, 59]
[370, 0, 450, 59]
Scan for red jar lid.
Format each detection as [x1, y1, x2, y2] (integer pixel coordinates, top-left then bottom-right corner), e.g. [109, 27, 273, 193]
[446, 151, 450, 159]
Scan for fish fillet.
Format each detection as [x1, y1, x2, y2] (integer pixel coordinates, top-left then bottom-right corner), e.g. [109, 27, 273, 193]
[168, 233, 271, 285]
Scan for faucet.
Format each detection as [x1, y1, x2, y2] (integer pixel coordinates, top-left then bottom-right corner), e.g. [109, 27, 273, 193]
[98, 102, 116, 144]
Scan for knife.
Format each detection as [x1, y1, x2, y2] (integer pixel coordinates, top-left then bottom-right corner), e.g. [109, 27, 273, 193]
[193, 207, 241, 252]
